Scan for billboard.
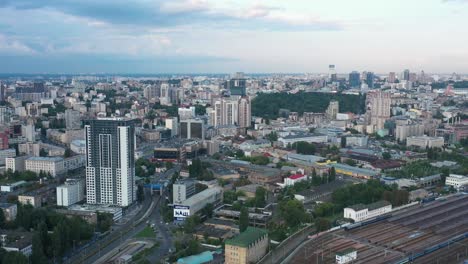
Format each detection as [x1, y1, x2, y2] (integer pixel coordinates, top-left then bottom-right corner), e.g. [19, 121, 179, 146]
[173, 205, 190, 221]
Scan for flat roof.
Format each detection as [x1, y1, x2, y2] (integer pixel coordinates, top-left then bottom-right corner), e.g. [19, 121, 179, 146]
[180, 187, 222, 207]
[225, 227, 267, 247]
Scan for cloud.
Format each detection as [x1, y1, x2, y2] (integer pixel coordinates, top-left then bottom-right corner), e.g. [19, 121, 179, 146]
[0, 0, 343, 31]
[0, 34, 36, 54]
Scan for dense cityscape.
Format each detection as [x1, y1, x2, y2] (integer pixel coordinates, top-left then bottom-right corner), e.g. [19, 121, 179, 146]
[0, 70, 464, 264]
[1, 0, 468, 264]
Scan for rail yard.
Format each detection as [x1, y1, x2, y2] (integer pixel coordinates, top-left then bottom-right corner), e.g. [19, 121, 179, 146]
[288, 194, 468, 264]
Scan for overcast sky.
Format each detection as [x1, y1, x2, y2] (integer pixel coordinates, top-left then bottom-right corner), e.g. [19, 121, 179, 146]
[1, 0, 467, 74]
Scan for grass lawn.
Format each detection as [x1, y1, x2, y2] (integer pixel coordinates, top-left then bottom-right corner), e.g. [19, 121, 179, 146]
[135, 226, 156, 238]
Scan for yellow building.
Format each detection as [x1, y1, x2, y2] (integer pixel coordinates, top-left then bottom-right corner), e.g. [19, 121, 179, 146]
[225, 227, 268, 264]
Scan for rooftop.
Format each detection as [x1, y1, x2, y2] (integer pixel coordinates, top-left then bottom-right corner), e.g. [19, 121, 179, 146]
[27, 156, 63, 162]
[289, 173, 305, 180]
[348, 200, 391, 211]
[225, 227, 268, 247]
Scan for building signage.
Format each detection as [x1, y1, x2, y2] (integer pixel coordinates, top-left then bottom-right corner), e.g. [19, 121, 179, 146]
[173, 205, 190, 221]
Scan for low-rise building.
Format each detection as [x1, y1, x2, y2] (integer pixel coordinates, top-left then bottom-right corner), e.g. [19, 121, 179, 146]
[406, 136, 444, 148]
[5, 156, 28, 172]
[343, 200, 392, 222]
[25, 156, 65, 177]
[1, 231, 33, 256]
[70, 139, 86, 154]
[174, 187, 223, 220]
[336, 248, 357, 264]
[18, 194, 42, 208]
[0, 181, 27, 193]
[282, 173, 307, 187]
[67, 204, 123, 222]
[225, 227, 268, 264]
[330, 163, 379, 179]
[0, 149, 16, 166]
[446, 174, 468, 190]
[0, 203, 17, 221]
[56, 178, 85, 206]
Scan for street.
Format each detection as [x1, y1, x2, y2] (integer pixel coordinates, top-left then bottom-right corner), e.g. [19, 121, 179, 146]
[65, 166, 179, 264]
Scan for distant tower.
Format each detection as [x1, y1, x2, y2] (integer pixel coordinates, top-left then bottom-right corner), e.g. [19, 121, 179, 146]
[227, 72, 247, 96]
[403, 69, 410, 81]
[326, 100, 339, 120]
[388, 72, 396, 83]
[366, 72, 375, 88]
[329, 65, 337, 82]
[349, 71, 361, 88]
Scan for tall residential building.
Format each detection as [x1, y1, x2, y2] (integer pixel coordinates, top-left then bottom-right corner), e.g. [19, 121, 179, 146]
[238, 96, 251, 129]
[367, 91, 391, 130]
[65, 109, 81, 130]
[159, 83, 170, 105]
[143, 85, 160, 100]
[326, 100, 339, 120]
[388, 72, 396, 83]
[85, 118, 136, 207]
[214, 98, 239, 127]
[349, 71, 361, 88]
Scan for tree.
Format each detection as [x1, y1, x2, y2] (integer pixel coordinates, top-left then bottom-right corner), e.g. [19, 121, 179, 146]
[292, 141, 316, 155]
[266, 132, 278, 143]
[0, 210, 4, 228]
[39, 149, 48, 157]
[201, 203, 214, 218]
[279, 199, 308, 227]
[329, 167, 336, 182]
[183, 215, 201, 233]
[340, 137, 346, 148]
[64, 148, 73, 158]
[315, 218, 331, 232]
[165, 161, 174, 169]
[254, 187, 267, 208]
[382, 152, 391, 160]
[32, 232, 48, 264]
[239, 207, 249, 232]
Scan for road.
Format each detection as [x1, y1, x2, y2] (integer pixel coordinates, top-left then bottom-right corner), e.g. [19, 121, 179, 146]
[65, 166, 179, 264]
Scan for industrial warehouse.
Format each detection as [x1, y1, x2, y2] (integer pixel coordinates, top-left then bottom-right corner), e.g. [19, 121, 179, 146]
[288, 194, 468, 264]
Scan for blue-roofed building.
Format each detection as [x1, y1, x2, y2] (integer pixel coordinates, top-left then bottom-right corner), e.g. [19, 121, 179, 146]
[177, 251, 214, 264]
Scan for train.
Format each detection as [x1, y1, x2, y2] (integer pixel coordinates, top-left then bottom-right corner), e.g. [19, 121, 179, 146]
[394, 232, 468, 264]
[344, 214, 392, 231]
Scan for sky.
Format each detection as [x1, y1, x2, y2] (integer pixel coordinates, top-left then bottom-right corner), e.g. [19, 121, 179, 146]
[0, 0, 468, 74]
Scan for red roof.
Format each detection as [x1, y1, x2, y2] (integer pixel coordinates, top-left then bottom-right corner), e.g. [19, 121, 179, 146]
[289, 174, 305, 180]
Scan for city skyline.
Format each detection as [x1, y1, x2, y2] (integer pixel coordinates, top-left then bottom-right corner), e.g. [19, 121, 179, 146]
[1, 0, 468, 73]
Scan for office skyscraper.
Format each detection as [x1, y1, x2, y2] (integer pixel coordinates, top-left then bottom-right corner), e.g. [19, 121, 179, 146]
[349, 71, 361, 87]
[85, 118, 136, 207]
[366, 72, 375, 88]
[403, 69, 410, 81]
[329, 65, 337, 82]
[227, 72, 247, 96]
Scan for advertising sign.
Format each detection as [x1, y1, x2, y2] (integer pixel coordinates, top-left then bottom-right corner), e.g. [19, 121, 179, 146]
[173, 205, 190, 221]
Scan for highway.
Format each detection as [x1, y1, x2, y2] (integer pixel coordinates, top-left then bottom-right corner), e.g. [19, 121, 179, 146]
[64, 167, 178, 264]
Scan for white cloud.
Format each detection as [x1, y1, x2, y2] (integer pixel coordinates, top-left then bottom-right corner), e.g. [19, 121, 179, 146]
[0, 34, 36, 54]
